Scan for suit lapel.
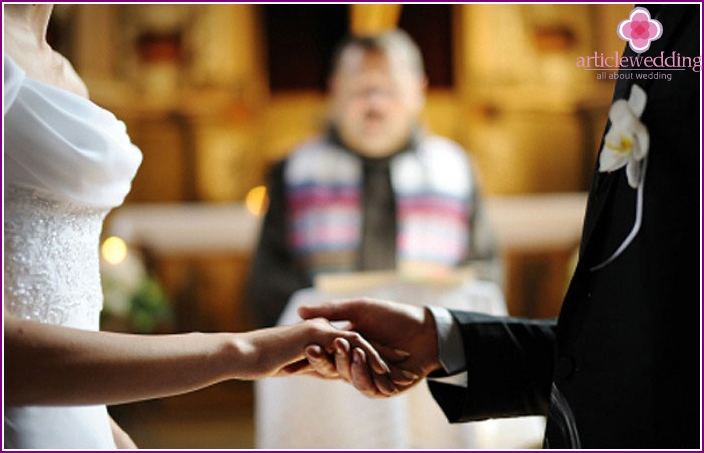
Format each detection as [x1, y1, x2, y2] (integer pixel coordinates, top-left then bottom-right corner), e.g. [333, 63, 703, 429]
[578, 5, 691, 257]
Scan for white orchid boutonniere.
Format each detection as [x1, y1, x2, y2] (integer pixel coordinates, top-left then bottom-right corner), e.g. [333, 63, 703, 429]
[591, 84, 649, 272]
[599, 84, 649, 189]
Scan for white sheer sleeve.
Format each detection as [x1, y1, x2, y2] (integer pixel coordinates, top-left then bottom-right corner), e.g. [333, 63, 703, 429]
[4, 55, 25, 115]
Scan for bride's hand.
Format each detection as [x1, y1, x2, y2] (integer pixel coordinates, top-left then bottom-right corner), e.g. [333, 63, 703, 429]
[231, 318, 395, 393]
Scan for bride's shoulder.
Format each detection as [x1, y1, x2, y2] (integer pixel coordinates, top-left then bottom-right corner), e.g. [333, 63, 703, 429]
[5, 47, 89, 100]
[53, 51, 89, 99]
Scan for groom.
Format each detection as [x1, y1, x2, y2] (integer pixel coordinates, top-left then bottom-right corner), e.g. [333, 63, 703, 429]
[301, 4, 700, 449]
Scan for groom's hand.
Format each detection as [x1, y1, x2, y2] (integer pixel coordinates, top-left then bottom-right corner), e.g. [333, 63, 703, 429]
[299, 298, 442, 398]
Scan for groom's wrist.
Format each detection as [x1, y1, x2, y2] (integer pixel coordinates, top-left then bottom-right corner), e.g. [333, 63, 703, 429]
[421, 307, 443, 373]
[426, 306, 467, 375]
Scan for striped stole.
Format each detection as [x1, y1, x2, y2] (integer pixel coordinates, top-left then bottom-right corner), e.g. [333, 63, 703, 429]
[285, 135, 473, 276]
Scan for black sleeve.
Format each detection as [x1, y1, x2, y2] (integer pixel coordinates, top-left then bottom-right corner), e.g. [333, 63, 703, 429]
[428, 311, 556, 422]
[243, 159, 312, 328]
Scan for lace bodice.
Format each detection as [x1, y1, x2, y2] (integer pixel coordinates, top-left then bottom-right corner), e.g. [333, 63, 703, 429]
[4, 187, 109, 328]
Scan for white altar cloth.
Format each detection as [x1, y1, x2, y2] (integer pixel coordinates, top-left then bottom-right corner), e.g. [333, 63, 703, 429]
[254, 279, 546, 449]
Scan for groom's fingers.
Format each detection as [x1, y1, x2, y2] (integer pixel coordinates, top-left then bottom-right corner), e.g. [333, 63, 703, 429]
[372, 371, 398, 397]
[298, 300, 363, 322]
[369, 340, 412, 364]
[298, 303, 335, 320]
[280, 358, 310, 375]
[282, 358, 335, 378]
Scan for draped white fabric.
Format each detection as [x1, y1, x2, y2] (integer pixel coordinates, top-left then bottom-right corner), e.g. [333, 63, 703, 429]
[3, 56, 141, 209]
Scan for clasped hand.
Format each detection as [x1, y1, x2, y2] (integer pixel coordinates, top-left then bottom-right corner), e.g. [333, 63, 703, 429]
[295, 298, 443, 398]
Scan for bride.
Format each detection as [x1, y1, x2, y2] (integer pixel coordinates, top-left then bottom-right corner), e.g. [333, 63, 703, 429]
[3, 4, 394, 449]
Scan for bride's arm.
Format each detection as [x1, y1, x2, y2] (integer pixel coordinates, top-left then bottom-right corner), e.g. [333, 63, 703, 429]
[3, 315, 391, 407]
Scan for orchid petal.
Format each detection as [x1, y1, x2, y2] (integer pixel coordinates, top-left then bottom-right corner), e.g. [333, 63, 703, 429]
[599, 146, 630, 172]
[628, 85, 647, 117]
[630, 121, 649, 160]
[626, 159, 642, 188]
[609, 100, 634, 123]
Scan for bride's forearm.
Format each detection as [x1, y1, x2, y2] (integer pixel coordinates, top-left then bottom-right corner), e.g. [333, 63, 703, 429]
[4, 315, 390, 407]
[3, 315, 242, 406]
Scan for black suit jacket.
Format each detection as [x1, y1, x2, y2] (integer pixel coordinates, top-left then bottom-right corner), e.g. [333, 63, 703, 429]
[428, 5, 701, 448]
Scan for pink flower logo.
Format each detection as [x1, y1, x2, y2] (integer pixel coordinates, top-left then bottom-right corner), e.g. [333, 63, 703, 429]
[617, 7, 663, 53]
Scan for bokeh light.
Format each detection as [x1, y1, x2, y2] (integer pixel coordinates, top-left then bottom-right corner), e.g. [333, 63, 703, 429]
[246, 185, 269, 217]
[101, 236, 128, 265]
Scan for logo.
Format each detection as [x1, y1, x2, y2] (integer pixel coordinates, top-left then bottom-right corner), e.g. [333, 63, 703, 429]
[617, 7, 663, 54]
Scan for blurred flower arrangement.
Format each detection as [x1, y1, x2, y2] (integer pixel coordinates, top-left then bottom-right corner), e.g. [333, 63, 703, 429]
[100, 236, 173, 333]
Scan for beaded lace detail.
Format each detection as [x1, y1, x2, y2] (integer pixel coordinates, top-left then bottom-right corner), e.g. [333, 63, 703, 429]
[4, 186, 109, 327]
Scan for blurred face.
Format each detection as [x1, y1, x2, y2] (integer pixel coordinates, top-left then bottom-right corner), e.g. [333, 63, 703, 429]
[329, 48, 426, 158]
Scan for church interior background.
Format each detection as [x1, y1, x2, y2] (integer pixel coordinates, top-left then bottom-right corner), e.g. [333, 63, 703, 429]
[39, 3, 631, 448]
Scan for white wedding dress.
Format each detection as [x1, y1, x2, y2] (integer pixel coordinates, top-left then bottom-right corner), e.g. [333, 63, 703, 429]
[3, 55, 142, 448]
